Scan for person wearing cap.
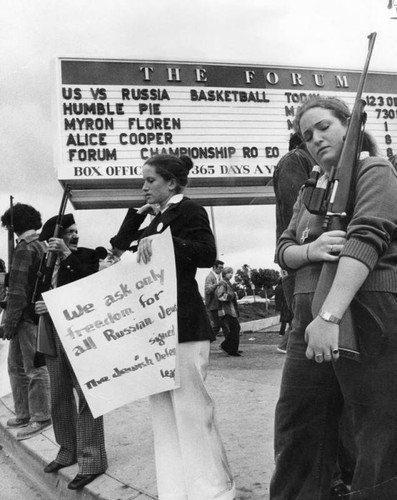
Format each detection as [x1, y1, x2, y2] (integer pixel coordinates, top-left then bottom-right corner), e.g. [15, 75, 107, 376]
[0, 203, 51, 440]
[34, 213, 108, 490]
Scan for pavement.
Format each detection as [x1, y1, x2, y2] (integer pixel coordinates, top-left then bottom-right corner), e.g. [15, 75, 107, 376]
[0, 323, 285, 500]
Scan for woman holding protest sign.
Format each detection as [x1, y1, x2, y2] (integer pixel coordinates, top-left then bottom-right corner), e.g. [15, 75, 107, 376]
[270, 96, 397, 499]
[110, 154, 235, 500]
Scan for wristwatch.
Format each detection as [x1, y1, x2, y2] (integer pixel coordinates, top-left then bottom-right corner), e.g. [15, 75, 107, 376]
[318, 310, 342, 325]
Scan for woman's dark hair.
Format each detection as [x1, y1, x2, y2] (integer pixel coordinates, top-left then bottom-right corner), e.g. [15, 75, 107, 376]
[144, 154, 193, 193]
[294, 95, 379, 156]
[1, 203, 42, 234]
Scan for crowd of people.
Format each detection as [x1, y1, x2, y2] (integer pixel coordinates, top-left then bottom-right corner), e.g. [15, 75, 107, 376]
[0, 154, 236, 499]
[0, 94, 397, 499]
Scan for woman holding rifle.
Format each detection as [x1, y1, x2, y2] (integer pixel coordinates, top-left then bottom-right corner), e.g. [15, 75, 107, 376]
[270, 96, 397, 499]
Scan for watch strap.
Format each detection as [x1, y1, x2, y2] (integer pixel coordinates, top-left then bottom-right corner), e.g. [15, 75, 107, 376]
[318, 310, 342, 325]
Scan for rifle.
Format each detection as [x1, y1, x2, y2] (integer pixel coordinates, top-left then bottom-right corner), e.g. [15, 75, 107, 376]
[310, 33, 377, 362]
[0, 196, 14, 328]
[33, 185, 70, 357]
[33, 185, 70, 303]
[2, 196, 15, 294]
[1, 196, 14, 298]
[7, 195, 14, 277]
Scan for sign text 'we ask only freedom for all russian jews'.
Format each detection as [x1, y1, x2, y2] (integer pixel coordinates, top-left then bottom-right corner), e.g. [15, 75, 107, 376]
[43, 229, 178, 418]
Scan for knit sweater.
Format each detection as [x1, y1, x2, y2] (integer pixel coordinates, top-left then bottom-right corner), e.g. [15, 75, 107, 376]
[277, 156, 397, 295]
[5, 231, 46, 334]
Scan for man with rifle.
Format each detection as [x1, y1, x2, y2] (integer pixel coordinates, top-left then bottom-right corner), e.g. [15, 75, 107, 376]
[0, 203, 51, 440]
[34, 213, 108, 490]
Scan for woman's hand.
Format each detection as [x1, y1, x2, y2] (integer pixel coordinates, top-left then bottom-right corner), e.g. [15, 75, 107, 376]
[308, 230, 346, 262]
[137, 203, 159, 216]
[137, 236, 154, 264]
[109, 247, 124, 259]
[305, 316, 340, 363]
[35, 300, 48, 315]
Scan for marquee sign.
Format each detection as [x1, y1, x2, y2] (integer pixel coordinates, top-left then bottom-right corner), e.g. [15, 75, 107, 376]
[54, 58, 397, 208]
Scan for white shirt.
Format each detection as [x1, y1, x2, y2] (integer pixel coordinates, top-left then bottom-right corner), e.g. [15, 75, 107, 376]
[161, 194, 184, 213]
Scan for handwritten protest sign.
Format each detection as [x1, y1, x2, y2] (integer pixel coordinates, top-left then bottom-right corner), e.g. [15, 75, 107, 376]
[42, 228, 178, 418]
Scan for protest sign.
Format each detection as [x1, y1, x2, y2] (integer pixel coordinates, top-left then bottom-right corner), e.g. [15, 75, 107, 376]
[42, 228, 178, 418]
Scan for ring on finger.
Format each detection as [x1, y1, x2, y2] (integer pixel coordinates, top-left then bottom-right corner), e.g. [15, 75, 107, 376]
[330, 245, 334, 253]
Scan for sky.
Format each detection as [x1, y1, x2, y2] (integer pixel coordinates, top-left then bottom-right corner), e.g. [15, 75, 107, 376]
[1, 0, 397, 289]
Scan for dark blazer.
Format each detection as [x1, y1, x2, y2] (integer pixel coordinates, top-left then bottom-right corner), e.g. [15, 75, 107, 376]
[57, 247, 100, 287]
[111, 197, 216, 343]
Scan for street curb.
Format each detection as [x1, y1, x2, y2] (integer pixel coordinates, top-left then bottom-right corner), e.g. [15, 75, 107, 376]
[0, 396, 156, 500]
[240, 315, 280, 333]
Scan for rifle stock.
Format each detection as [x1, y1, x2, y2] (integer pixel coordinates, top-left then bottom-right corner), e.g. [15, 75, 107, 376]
[311, 262, 360, 361]
[36, 314, 56, 356]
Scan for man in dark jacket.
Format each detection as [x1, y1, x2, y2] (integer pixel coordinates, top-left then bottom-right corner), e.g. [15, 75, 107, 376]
[35, 213, 108, 490]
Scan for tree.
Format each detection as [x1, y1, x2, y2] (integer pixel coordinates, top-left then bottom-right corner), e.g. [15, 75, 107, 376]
[250, 268, 280, 295]
[234, 266, 280, 303]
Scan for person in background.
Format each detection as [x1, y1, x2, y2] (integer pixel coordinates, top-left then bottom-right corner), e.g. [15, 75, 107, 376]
[273, 132, 315, 353]
[270, 95, 397, 499]
[110, 154, 235, 500]
[204, 259, 224, 342]
[0, 203, 51, 440]
[217, 266, 241, 357]
[35, 214, 108, 491]
[274, 278, 292, 354]
[0, 258, 6, 306]
[388, 153, 397, 171]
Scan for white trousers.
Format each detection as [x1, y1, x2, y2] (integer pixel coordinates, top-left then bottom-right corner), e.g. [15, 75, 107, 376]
[150, 341, 235, 500]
